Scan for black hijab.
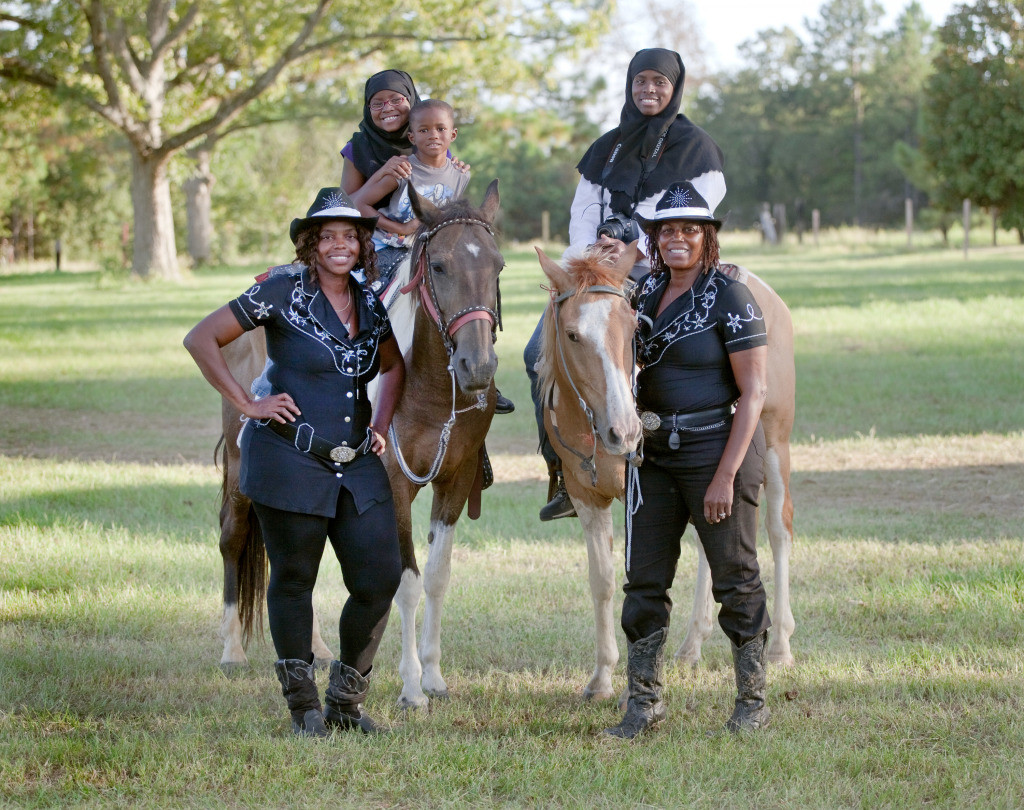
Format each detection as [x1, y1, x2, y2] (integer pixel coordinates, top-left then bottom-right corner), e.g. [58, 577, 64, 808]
[346, 70, 421, 178]
[577, 48, 723, 216]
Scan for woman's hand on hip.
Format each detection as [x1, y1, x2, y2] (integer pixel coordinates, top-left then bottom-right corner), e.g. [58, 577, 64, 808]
[243, 393, 300, 423]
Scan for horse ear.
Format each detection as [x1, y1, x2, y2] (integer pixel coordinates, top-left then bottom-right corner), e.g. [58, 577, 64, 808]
[535, 246, 572, 292]
[480, 179, 500, 222]
[409, 183, 440, 222]
[612, 240, 639, 283]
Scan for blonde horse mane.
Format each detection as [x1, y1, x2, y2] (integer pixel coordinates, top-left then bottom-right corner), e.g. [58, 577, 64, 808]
[538, 245, 630, 405]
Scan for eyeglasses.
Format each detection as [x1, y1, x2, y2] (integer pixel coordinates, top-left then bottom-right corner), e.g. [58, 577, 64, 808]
[659, 224, 702, 238]
[369, 95, 408, 112]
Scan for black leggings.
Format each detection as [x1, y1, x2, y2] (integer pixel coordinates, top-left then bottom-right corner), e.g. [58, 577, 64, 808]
[253, 488, 402, 674]
[623, 422, 770, 648]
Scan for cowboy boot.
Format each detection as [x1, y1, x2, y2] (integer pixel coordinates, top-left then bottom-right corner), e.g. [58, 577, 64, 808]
[324, 660, 384, 734]
[274, 658, 329, 738]
[725, 630, 771, 732]
[603, 627, 668, 739]
[494, 389, 516, 415]
[539, 459, 576, 521]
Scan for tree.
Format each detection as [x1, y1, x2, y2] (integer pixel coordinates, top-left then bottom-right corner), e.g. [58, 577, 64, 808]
[922, 0, 1024, 240]
[1, 0, 607, 279]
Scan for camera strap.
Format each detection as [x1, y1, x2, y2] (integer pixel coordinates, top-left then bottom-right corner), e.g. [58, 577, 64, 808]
[598, 127, 671, 221]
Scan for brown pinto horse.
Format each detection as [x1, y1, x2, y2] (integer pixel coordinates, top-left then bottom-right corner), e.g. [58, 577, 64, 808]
[375, 181, 503, 709]
[216, 182, 504, 696]
[536, 246, 795, 700]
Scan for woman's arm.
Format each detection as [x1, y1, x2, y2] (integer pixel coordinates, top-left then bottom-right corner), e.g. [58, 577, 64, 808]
[703, 344, 768, 524]
[183, 305, 301, 424]
[367, 334, 406, 455]
[341, 159, 367, 195]
[351, 156, 411, 207]
[566, 176, 606, 252]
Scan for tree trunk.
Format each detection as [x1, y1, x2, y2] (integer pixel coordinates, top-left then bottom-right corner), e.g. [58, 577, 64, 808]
[184, 146, 215, 267]
[130, 150, 180, 280]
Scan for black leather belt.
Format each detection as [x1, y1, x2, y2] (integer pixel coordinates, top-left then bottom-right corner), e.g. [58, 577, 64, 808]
[265, 419, 369, 464]
[639, 402, 736, 432]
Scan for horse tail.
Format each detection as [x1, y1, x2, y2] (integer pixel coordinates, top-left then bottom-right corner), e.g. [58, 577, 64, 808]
[217, 431, 267, 647]
[236, 508, 267, 647]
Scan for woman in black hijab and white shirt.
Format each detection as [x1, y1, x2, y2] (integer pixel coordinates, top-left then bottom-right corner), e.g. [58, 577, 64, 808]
[569, 47, 725, 259]
[527, 47, 727, 521]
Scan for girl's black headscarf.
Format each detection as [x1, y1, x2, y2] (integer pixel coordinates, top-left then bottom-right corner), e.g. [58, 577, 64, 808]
[576, 48, 723, 217]
[347, 70, 421, 178]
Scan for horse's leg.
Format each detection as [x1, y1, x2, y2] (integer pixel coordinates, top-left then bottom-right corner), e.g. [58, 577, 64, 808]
[763, 441, 795, 666]
[219, 515, 248, 671]
[574, 497, 619, 701]
[310, 605, 334, 666]
[675, 540, 716, 668]
[219, 443, 249, 672]
[391, 477, 428, 709]
[418, 461, 477, 700]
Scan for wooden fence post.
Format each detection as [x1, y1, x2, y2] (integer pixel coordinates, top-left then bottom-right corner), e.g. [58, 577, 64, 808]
[905, 198, 913, 248]
[541, 210, 550, 243]
[812, 209, 820, 246]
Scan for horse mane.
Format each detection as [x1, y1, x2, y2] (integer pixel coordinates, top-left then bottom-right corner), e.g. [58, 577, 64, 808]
[537, 245, 628, 405]
[416, 196, 490, 232]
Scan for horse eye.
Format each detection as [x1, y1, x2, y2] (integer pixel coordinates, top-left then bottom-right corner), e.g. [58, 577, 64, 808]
[431, 262, 445, 274]
[566, 330, 579, 343]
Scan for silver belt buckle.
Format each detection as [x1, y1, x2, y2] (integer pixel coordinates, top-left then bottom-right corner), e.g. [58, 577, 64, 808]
[330, 445, 356, 463]
[639, 411, 661, 431]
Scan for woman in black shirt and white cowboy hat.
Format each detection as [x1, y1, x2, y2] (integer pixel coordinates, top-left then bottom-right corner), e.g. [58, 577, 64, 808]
[605, 179, 772, 739]
[185, 188, 405, 737]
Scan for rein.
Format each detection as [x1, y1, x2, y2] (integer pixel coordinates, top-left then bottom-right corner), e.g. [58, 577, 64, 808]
[389, 215, 499, 486]
[548, 283, 641, 487]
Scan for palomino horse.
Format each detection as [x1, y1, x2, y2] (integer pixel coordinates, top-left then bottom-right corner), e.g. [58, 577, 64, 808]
[375, 181, 504, 709]
[536, 246, 795, 701]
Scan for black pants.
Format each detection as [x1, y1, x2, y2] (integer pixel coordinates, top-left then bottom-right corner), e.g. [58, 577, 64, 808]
[623, 421, 770, 648]
[253, 488, 402, 674]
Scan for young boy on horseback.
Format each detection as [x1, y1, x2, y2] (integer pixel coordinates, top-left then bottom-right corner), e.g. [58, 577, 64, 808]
[352, 99, 470, 295]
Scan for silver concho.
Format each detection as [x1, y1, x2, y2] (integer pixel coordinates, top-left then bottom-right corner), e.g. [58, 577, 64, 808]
[639, 411, 661, 431]
[329, 445, 356, 463]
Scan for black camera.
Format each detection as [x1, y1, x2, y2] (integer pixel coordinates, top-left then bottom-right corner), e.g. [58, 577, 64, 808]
[596, 212, 640, 243]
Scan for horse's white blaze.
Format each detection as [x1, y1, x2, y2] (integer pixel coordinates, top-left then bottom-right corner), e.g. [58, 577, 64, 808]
[763, 447, 795, 665]
[220, 604, 248, 667]
[579, 298, 640, 452]
[395, 567, 428, 708]
[464, 242, 481, 257]
[575, 500, 619, 701]
[676, 541, 716, 667]
[419, 520, 455, 697]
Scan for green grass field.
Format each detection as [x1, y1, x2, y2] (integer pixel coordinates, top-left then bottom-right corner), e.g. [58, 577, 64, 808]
[1, 235, 1023, 807]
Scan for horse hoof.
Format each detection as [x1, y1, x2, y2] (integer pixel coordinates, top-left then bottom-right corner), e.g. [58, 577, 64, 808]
[768, 650, 795, 667]
[397, 694, 429, 710]
[313, 656, 331, 671]
[582, 686, 616, 702]
[424, 688, 449, 701]
[674, 650, 702, 670]
[219, 661, 249, 678]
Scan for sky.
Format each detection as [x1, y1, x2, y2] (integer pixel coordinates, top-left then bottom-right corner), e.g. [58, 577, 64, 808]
[688, 0, 960, 69]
